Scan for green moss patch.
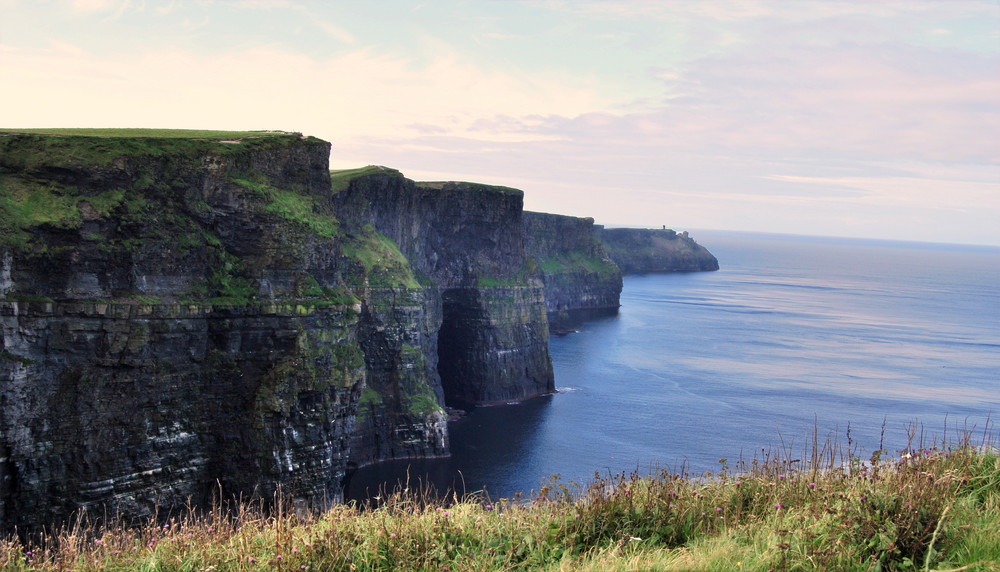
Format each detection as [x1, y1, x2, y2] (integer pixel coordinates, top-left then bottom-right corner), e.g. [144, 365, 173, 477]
[230, 176, 339, 239]
[340, 226, 420, 288]
[537, 251, 618, 278]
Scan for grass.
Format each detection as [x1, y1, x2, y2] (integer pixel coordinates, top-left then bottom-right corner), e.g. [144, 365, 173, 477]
[330, 165, 403, 193]
[230, 176, 339, 239]
[0, 128, 293, 139]
[537, 251, 619, 279]
[1, 428, 996, 571]
[340, 225, 421, 289]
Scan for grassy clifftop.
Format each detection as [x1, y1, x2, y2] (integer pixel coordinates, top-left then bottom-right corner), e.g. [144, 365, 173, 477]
[0, 128, 294, 138]
[0, 131, 418, 302]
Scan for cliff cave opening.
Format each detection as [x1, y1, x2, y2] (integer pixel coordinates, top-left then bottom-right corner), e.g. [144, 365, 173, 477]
[436, 288, 485, 408]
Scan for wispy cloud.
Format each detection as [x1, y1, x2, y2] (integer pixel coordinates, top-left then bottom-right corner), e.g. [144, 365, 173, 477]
[3, 0, 997, 243]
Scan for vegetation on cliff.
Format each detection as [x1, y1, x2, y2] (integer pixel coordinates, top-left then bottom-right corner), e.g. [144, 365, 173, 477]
[1, 433, 995, 571]
[0, 131, 417, 299]
[600, 227, 719, 274]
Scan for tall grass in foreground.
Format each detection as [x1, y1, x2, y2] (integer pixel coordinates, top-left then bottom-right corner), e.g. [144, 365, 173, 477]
[1, 428, 997, 571]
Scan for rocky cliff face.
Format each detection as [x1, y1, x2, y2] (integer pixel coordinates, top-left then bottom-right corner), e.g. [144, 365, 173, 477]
[523, 212, 622, 322]
[331, 170, 554, 407]
[0, 134, 446, 531]
[599, 228, 719, 273]
[1, 132, 708, 533]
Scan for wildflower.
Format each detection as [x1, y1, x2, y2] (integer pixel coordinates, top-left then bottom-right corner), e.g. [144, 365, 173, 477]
[774, 503, 782, 509]
[248, 556, 255, 562]
[292, 548, 300, 553]
[277, 555, 282, 560]
[485, 504, 493, 510]
[715, 507, 722, 512]
[809, 482, 816, 488]
[390, 533, 397, 538]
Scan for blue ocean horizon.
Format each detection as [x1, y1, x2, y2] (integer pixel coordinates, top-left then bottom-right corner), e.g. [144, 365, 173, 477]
[346, 230, 1000, 501]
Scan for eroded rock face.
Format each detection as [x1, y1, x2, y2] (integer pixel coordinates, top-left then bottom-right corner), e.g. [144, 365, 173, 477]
[348, 286, 448, 467]
[523, 211, 622, 318]
[598, 228, 720, 273]
[332, 172, 554, 408]
[1, 301, 362, 530]
[0, 133, 717, 533]
[0, 134, 437, 531]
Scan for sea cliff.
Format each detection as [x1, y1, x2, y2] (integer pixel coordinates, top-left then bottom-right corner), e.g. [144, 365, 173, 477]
[0, 133, 556, 531]
[599, 227, 719, 273]
[0, 131, 717, 532]
[522, 212, 622, 328]
[0, 132, 397, 530]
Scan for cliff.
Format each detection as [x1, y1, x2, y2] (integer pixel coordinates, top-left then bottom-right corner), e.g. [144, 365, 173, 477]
[0, 133, 570, 531]
[598, 228, 719, 273]
[330, 170, 554, 407]
[522, 212, 622, 326]
[0, 130, 710, 533]
[0, 133, 448, 531]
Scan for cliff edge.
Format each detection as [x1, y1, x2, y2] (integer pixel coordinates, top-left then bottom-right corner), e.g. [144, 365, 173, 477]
[599, 227, 719, 273]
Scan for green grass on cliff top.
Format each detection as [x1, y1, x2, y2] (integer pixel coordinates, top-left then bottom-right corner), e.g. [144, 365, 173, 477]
[0, 128, 295, 139]
[330, 165, 404, 193]
[417, 180, 523, 196]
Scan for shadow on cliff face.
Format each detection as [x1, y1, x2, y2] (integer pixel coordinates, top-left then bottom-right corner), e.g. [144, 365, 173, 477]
[436, 288, 553, 407]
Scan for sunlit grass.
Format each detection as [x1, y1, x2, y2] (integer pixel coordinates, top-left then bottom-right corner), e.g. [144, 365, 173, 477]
[1, 428, 996, 571]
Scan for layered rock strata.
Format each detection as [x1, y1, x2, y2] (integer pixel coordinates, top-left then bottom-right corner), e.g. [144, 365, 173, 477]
[331, 170, 554, 407]
[0, 134, 445, 531]
[522, 211, 622, 320]
[0, 131, 718, 533]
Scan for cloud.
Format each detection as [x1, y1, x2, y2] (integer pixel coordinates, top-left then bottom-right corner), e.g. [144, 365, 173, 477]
[68, 0, 117, 12]
[1, 38, 615, 143]
[66, 0, 131, 17]
[4, 0, 997, 243]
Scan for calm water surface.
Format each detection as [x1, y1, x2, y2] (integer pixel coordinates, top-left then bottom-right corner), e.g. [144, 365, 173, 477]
[346, 231, 1000, 501]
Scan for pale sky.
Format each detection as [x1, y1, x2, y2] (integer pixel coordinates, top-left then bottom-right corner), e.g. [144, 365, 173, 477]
[2, 1, 999, 245]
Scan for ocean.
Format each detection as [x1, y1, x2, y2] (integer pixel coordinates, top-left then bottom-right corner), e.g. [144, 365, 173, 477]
[345, 231, 1000, 501]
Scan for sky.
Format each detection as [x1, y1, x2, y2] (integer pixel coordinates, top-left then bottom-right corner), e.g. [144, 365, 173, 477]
[2, 1, 999, 245]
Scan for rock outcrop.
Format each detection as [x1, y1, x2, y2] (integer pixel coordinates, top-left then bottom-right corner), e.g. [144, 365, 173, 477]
[599, 228, 719, 273]
[331, 170, 554, 407]
[522, 212, 622, 327]
[0, 131, 718, 533]
[0, 134, 446, 531]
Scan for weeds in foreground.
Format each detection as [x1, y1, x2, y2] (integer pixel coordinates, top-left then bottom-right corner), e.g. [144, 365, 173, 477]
[1, 427, 997, 571]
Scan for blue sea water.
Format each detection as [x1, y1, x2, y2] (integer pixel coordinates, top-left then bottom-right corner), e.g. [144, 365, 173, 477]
[345, 231, 1000, 501]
